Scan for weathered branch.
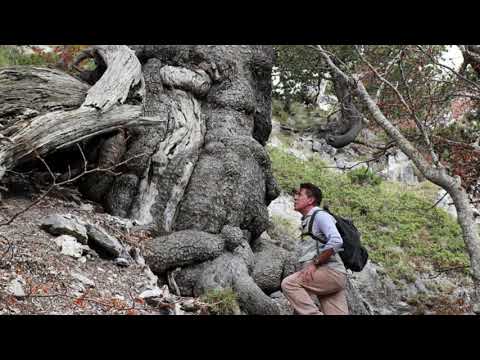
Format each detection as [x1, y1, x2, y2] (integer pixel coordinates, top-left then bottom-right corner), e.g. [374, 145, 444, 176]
[0, 45, 160, 181]
[312, 46, 365, 148]
[82, 45, 145, 111]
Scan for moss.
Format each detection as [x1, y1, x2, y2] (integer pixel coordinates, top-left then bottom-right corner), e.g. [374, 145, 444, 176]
[200, 288, 240, 315]
[268, 146, 469, 282]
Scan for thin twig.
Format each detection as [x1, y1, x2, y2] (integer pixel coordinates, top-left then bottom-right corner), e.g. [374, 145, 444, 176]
[375, 47, 405, 101]
[77, 143, 88, 174]
[416, 45, 480, 93]
[354, 46, 441, 167]
[0, 150, 148, 227]
[0, 184, 56, 226]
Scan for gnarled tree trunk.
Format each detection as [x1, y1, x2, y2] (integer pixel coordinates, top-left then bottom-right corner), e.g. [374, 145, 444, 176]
[1, 45, 368, 314]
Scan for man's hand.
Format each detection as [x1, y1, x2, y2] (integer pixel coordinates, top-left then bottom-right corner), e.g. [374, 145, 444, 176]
[313, 248, 334, 266]
[300, 263, 317, 282]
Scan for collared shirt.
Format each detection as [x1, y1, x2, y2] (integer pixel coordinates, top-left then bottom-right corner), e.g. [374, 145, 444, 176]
[296, 206, 346, 274]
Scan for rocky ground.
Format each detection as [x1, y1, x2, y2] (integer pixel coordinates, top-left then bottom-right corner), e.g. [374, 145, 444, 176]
[0, 192, 221, 315]
[0, 189, 293, 315]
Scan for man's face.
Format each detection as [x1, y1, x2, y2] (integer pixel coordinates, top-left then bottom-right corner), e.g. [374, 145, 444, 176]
[293, 188, 314, 212]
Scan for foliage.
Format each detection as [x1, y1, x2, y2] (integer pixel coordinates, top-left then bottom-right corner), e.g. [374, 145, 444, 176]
[347, 167, 383, 186]
[268, 145, 468, 281]
[0, 46, 57, 67]
[0, 45, 92, 71]
[273, 45, 324, 109]
[272, 98, 329, 131]
[200, 288, 240, 315]
[275, 45, 480, 198]
[432, 114, 480, 196]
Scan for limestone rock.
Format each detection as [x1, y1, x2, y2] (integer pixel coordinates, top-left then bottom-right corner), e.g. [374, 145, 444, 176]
[7, 276, 26, 298]
[70, 271, 95, 288]
[41, 214, 88, 244]
[86, 224, 125, 258]
[54, 235, 88, 259]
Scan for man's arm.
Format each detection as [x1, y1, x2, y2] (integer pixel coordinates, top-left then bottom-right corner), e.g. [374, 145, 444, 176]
[312, 212, 343, 266]
[313, 248, 335, 266]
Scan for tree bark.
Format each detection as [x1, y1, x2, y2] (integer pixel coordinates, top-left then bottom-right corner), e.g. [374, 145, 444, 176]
[323, 72, 365, 148]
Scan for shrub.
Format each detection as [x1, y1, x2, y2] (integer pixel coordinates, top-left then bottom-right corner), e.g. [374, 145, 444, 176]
[200, 288, 240, 315]
[0, 46, 56, 67]
[347, 167, 383, 186]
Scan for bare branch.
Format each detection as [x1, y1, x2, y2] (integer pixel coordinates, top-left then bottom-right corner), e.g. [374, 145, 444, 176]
[314, 45, 352, 85]
[76, 144, 88, 174]
[0, 184, 56, 227]
[353, 45, 441, 167]
[353, 139, 397, 151]
[0, 150, 148, 227]
[416, 45, 480, 92]
[375, 48, 405, 101]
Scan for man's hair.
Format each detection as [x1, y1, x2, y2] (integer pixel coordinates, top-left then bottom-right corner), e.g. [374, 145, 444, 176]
[300, 183, 323, 206]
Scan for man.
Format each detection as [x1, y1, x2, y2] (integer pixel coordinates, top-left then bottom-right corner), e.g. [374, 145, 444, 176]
[281, 183, 349, 315]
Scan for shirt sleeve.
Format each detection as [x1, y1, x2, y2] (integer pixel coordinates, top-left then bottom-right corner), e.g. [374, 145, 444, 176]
[313, 211, 343, 253]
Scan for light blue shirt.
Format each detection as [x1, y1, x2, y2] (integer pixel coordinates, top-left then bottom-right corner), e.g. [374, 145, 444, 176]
[296, 206, 346, 273]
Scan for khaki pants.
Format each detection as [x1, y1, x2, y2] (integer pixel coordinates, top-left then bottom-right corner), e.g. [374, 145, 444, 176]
[281, 264, 348, 315]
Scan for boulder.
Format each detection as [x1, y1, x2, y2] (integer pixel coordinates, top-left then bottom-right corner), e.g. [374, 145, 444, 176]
[41, 214, 88, 244]
[54, 235, 88, 259]
[86, 224, 125, 259]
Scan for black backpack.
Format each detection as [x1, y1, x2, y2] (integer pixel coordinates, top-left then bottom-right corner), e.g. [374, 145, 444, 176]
[309, 208, 368, 272]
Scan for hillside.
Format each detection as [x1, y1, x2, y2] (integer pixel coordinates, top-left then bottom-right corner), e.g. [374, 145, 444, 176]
[266, 106, 476, 314]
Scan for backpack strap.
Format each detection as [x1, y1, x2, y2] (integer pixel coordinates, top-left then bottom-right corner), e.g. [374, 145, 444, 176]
[308, 209, 327, 244]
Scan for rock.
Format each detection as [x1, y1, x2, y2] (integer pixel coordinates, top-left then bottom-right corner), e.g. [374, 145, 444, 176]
[78, 256, 87, 264]
[86, 224, 125, 258]
[143, 267, 159, 289]
[7, 277, 26, 298]
[221, 225, 245, 252]
[267, 195, 301, 229]
[253, 241, 296, 294]
[131, 247, 146, 266]
[415, 279, 428, 293]
[312, 139, 337, 156]
[139, 287, 162, 299]
[181, 299, 199, 312]
[380, 150, 418, 184]
[54, 235, 87, 259]
[270, 291, 293, 315]
[472, 303, 480, 315]
[114, 257, 130, 267]
[269, 291, 283, 299]
[70, 271, 95, 288]
[348, 262, 398, 314]
[395, 301, 411, 311]
[41, 214, 88, 244]
[79, 203, 94, 212]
